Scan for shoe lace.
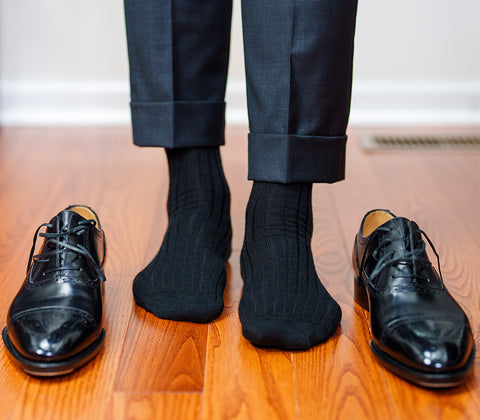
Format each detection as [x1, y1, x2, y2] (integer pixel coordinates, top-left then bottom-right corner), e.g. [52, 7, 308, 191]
[361, 223, 443, 285]
[27, 219, 105, 282]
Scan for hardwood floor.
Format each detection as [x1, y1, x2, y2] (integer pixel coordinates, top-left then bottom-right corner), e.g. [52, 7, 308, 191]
[0, 125, 478, 420]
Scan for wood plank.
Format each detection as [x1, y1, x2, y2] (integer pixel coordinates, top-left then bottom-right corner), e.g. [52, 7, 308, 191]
[423, 151, 480, 248]
[0, 352, 27, 417]
[202, 252, 297, 420]
[292, 174, 395, 419]
[0, 127, 479, 420]
[114, 306, 208, 392]
[332, 128, 480, 419]
[368, 147, 480, 418]
[0, 127, 74, 418]
[110, 392, 202, 420]
[203, 132, 297, 420]
[2, 127, 159, 419]
[101, 126, 210, 393]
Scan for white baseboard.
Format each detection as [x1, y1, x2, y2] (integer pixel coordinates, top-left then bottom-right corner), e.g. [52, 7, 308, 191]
[0, 81, 131, 125]
[349, 81, 480, 126]
[1, 80, 479, 126]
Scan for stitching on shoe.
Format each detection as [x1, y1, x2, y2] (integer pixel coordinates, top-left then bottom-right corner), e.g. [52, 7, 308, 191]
[8, 306, 98, 327]
[25, 275, 101, 289]
[380, 315, 466, 342]
[367, 283, 446, 296]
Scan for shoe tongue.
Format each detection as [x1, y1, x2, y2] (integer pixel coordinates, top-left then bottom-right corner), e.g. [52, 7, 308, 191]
[47, 210, 86, 234]
[36, 210, 89, 280]
[386, 216, 412, 232]
[379, 216, 423, 255]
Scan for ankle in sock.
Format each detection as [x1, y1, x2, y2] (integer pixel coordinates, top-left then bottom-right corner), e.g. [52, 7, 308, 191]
[239, 181, 341, 350]
[133, 147, 232, 323]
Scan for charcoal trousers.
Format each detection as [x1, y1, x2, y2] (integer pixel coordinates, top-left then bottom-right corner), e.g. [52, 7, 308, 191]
[124, 0, 358, 183]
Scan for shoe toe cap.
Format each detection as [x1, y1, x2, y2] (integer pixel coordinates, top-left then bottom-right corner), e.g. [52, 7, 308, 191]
[7, 308, 99, 361]
[380, 318, 474, 372]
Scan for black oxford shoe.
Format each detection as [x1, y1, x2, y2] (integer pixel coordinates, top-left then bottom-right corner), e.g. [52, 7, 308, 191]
[2, 205, 107, 376]
[352, 209, 475, 388]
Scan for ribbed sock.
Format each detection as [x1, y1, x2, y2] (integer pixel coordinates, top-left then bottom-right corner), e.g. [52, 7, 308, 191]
[239, 181, 341, 350]
[133, 147, 232, 323]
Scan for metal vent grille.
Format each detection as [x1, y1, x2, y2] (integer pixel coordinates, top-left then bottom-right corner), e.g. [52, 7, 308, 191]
[360, 133, 480, 151]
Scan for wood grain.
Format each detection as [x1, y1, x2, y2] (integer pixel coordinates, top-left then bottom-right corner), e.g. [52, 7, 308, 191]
[367, 147, 480, 419]
[110, 392, 202, 420]
[2, 127, 157, 420]
[0, 126, 479, 419]
[202, 253, 297, 420]
[114, 305, 208, 392]
[332, 128, 480, 419]
[293, 183, 395, 420]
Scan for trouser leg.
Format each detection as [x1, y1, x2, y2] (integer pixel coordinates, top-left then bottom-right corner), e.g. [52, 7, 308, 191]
[242, 0, 358, 183]
[124, 0, 232, 147]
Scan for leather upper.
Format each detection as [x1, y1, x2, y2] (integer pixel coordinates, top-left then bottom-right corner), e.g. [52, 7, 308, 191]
[6, 207, 106, 362]
[353, 210, 474, 373]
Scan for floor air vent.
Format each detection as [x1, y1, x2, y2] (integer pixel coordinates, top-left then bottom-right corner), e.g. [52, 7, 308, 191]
[360, 133, 480, 151]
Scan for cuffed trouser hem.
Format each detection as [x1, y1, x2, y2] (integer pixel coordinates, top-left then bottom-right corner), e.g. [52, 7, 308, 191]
[130, 101, 226, 148]
[248, 133, 347, 183]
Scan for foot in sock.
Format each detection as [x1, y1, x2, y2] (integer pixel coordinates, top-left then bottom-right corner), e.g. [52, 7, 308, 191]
[239, 181, 341, 350]
[133, 147, 232, 323]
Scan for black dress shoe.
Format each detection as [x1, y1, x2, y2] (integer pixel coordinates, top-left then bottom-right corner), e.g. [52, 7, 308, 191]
[352, 209, 475, 388]
[2, 205, 107, 376]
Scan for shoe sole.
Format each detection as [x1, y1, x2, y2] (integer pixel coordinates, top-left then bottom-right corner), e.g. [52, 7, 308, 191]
[354, 274, 475, 388]
[2, 327, 105, 377]
[370, 339, 475, 388]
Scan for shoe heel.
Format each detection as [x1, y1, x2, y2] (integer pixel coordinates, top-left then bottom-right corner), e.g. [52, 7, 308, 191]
[354, 274, 369, 311]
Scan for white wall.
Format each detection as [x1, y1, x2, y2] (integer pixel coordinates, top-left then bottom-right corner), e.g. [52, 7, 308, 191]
[351, 0, 480, 124]
[0, 0, 130, 123]
[1, 0, 479, 125]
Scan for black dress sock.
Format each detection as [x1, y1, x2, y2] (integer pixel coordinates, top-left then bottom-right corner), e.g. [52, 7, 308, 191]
[239, 181, 341, 350]
[133, 147, 232, 323]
